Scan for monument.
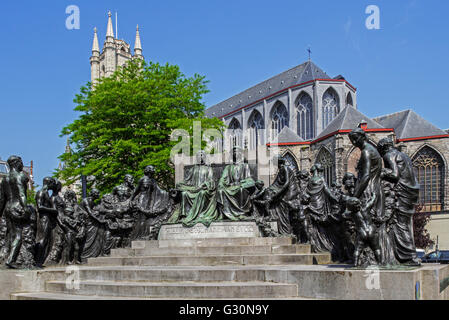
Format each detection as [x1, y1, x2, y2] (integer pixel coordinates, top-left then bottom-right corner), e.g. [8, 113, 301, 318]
[2, 128, 449, 300]
[0, 129, 426, 268]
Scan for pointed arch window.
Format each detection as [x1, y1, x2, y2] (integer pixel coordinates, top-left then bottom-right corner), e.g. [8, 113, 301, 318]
[227, 118, 242, 149]
[413, 146, 445, 212]
[346, 92, 353, 108]
[0, 162, 8, 174]
[283, 152, 299, 173]
[322, 88, 340, 128]
[247, 110, 265, 150]
[270, 102, 289, 140]
[296, 92, 313, 140]
[316, 148, 335, 187]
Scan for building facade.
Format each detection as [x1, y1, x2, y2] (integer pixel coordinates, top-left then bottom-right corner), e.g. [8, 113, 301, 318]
[206, 60, 449, 248]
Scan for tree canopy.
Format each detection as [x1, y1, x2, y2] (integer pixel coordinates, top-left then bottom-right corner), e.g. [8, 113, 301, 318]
[57, 59, 223, 193]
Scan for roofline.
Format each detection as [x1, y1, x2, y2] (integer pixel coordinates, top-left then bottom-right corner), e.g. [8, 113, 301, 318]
[267, 141, 312, 146]
[214, 78, 357, 120]
[397, 134, 449, 142]
[266, 128, 394, 147]
[267, 129, 449, 146]
[372, 109, 411, 121]
[314, 128, 394, 144]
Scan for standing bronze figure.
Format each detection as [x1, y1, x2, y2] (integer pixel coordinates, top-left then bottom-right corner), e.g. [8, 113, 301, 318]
[60, 190, 84, 264]
[378, 138, 421, 265]
[47, 179, 66, 265]
[111, 175, 135, 247]
[131, 165, 171, 240]
[303, 164, 340, 260]
[35, 177, 59, 267]
[348, 128, 399, 266]
[0, 156, 35, 269]
[265, 156, 301, 236]
[80, 189, 105, 259]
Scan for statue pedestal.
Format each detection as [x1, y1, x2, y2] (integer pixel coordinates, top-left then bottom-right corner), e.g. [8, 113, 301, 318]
[158, 221, 277, 240]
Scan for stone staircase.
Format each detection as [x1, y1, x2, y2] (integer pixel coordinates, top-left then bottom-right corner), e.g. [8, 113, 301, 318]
[11, 237, 331, 300]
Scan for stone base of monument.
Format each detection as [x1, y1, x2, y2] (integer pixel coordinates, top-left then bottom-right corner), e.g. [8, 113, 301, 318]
[158, 221, 277, 240]
[5, 235, 449, 300]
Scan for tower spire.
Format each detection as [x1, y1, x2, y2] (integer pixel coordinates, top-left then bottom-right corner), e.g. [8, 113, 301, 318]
[134, 25, 143, 57]
[106, 11, 114, 39]
[90, 27, 100, 84]
[92, 27, 100, 53]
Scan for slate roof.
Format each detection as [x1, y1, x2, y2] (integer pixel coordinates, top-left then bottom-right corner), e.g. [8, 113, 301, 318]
[316, 107, 385, 140]
[271, 127, 304, 144]
[373, 110, 447, 140]
[205, 60, 331, 119]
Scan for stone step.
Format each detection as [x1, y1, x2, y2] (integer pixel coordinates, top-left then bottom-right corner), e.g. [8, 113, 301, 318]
[44, 280, 298, 298]
[88, 253, 331, 267]
[10, 292, 155, 300]
[111, 244, 311, 257]
[131, 237, 295, 249]
[35, 266, 269, 282]
[11, 292, 319, 300]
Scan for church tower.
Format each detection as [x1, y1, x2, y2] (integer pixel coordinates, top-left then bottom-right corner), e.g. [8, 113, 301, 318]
[90, 11, 144, 85]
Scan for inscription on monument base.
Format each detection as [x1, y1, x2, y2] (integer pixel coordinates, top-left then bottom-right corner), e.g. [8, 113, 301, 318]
[158, 221, 263, 240]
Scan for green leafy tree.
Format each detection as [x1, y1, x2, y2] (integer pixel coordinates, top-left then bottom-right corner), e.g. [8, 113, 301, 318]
[26, 186, 37, 206]
[56, 59, 223, 193]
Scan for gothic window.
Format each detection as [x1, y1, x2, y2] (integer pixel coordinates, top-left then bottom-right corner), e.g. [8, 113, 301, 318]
[0, 163, 8, 174]
[346, 92, 353, 108]
[270, 102, 289, 140]
[316, 147, 335, 187]
[247, 110, 265, 150]
[296, 92, 313, 140]
[346, 148, 361, 175]
[283, 152, 299, 173]
[413, 146, 445, 212]
[322, 88, 340, 129]
[228, 118, 242, 149]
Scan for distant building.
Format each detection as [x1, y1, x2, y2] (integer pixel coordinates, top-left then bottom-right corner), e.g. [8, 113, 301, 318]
[58, 140, 82, 196]
[90, 11, 143, 85]
[0, 157, 34, 190]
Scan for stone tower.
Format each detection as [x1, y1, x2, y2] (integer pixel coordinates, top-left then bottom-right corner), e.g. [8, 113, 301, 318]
[90, 11, 144, 85]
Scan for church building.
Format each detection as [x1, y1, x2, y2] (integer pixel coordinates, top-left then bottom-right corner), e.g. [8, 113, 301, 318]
[205, 60, 449, 222]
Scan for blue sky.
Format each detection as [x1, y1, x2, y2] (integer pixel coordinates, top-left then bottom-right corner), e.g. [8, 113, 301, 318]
[1, 0, 448, 185]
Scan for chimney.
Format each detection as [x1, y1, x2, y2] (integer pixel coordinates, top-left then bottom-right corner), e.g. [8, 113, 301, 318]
[358, 120, 368, 130]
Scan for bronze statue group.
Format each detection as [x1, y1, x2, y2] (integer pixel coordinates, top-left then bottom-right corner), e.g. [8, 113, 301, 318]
[0, 163, 172, 269]
[0, 127, 420, 269]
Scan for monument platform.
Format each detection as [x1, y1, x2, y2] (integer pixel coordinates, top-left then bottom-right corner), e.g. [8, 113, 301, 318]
[4, 236, 449, 300]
